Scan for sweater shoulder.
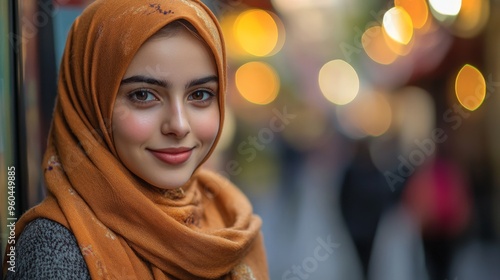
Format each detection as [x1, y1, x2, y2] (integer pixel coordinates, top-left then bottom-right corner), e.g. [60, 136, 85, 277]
[5, 218, 90, 280]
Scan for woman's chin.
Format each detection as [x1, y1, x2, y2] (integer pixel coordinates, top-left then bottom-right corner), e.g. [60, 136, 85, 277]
[148, 178, 190, 190]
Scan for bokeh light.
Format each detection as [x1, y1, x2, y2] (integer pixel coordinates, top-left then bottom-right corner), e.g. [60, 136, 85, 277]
[383, 7, 414, 45]
[318, 59, 360, 105]
[394, 87, 435, 155]
[455, 64, 486, 111]
[269, 12, 286, 56]
[235, 61, 280, 105]
[220, 12, 248, 59]
[234, 9, 282, 57]
[395, 0, 429, 29]
[382, 26, 414, 56]
[429, 0, 462, 17]
[452, 0, 489, 38]
[336, 90, 393, 138]
[358, 91, 393, 137]
[362, 26, 399, 65]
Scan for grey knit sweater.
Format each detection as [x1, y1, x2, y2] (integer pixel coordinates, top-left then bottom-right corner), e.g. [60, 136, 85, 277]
[5, 218, 90, 280]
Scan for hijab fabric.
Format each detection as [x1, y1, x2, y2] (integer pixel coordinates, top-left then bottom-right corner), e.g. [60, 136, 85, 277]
[4, 0, 268, 279]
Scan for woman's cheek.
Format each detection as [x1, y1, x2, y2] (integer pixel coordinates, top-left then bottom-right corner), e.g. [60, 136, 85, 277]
[114, 109, 158, 144]
[192, 108, 220, 143]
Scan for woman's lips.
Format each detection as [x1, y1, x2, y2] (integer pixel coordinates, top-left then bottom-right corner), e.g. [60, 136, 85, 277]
[148, 147, 193, 165]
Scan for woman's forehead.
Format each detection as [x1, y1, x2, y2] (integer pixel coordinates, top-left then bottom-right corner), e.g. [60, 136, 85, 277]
[123, 29, 217, 82]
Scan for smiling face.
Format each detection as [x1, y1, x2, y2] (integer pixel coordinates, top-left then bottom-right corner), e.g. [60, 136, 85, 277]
[112, 24, 220, 189]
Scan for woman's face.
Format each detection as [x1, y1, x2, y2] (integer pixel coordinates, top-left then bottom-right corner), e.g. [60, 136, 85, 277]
[112, 27, 220, 189]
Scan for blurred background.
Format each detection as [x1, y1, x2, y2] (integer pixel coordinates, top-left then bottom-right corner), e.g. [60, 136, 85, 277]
[1, 0, 500, 279]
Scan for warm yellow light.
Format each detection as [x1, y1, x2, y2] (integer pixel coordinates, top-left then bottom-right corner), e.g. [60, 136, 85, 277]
[358, 91, 393, 137]
[235, 62, 280, 105]
[395, 0, 429, 29]
[455, 64, 486, 111]
[234, 9, 280, 57]
[318, 59, 359, 105]
[362, 26, 399, 65]
[220, 13, 247, 59]
[336, 90, 393, 138]
[429, 0, 462, 16]
[453, 0, 489, 38]
[382, 26, 414, 56]
[383, 7, 414, 45]
[268, 12, 286, 56]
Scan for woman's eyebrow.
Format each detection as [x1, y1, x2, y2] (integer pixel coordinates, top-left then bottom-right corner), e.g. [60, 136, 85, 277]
[120, 75, 218, 89]
[186, 75, 218, 89]
[120, 75, 170, 88]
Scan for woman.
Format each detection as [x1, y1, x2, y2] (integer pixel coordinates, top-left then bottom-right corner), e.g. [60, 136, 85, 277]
[3, 0, 268, 279]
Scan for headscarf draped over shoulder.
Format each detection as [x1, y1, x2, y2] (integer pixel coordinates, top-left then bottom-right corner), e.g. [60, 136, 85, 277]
[3, 0, 268, 279]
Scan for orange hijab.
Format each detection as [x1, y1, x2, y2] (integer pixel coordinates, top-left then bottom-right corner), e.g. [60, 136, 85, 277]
[4, 0, 268, 279]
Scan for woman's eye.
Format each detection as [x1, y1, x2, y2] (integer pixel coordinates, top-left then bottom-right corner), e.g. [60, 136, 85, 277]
[128, 89, 157, 103]
[189, 90, 214, 102]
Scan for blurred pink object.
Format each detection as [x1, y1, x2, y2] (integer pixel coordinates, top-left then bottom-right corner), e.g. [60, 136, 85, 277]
[403, 157, 472, 237]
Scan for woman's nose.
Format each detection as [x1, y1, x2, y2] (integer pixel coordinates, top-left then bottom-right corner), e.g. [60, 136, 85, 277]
[161, 100, 190, 138]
